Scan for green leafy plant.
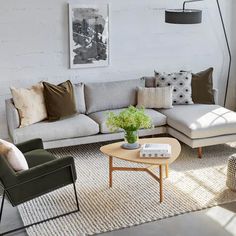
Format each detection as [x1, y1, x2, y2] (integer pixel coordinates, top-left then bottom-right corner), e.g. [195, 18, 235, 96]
[106, 106, 152, 143]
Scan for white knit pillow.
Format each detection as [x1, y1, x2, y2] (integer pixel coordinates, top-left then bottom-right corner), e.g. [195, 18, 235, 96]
[137, 86, 173, 109]
[0, 139, 29, 171]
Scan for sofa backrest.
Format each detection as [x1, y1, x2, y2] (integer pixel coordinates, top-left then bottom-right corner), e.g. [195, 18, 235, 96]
[141, 76, 219, 105]
[141, 76, 156, 88]
[84, 79, 145, 114]
[73, 83, 86, 114]
[5, 99, 20, 141]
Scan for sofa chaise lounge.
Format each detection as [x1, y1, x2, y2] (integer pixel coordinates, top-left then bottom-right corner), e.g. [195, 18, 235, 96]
[5, 78, 236, 158]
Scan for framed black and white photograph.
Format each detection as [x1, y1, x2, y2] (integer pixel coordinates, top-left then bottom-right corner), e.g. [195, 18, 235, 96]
[69, 3, 109, 69]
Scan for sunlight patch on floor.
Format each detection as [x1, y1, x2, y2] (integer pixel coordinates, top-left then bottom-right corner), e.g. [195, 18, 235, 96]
[206, 206, 236, 236]
[170, 166, 228, 206]
[227, 142, 236, 148]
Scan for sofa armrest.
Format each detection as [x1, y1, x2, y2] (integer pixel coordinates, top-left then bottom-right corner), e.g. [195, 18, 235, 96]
[15, 156, 76, 184]
[5, 99, 20, 142]
[16, 139, 44, 153]
[213, 88, 218, 105]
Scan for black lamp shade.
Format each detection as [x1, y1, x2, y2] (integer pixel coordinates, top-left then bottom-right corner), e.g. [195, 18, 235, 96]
[165, 9, 202, 24]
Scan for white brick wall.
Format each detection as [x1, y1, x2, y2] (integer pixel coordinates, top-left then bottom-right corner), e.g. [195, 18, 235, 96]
[0, 0, 235, 139]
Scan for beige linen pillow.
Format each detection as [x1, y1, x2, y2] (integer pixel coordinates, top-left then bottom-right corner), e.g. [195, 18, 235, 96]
[11, 83, 47, 127]
[0, 139, 29, 171]
[137, 86, 173, 109]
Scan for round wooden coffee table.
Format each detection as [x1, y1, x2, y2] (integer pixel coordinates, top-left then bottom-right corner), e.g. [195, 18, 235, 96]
[100, 137, 181, 203]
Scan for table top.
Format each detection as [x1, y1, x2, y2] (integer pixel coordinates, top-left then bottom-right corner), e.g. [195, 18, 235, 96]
[100, 137, 181, 165]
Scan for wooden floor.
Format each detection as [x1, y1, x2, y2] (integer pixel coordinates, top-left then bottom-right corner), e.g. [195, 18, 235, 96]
[1, 199, 236, 236]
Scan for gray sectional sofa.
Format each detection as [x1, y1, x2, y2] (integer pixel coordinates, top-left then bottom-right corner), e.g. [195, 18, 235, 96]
[5, 78, 236, 158]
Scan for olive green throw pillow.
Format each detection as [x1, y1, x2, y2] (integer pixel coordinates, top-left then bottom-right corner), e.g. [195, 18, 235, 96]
[191, 67, 215, 104]
[181, 67, 215, 104]
[43, 80, 76, 121]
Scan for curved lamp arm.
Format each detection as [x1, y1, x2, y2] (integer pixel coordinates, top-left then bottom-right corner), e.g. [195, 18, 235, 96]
[183, 0, 204, 11]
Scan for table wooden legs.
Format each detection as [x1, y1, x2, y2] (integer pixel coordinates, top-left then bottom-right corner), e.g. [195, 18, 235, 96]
[109, 156, 113, 188]
[165, 164, 169, 178]
[108, 156, 167, 203]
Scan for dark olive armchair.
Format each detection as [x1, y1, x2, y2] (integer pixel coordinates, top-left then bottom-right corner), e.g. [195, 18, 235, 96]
[0, 138, 79, 235]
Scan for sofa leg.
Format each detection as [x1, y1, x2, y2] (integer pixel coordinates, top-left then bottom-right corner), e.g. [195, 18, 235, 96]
[198, 147, 203, 159]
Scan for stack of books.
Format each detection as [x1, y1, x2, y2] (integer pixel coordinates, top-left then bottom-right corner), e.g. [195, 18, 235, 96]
[140, 143, 171, 159]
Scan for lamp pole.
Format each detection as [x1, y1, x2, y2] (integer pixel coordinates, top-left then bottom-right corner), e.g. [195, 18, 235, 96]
[182, 0, 204, 11]
[215, 0, 231, 107]
[165, 0, 231, 106]
[182, 0, 231, 106]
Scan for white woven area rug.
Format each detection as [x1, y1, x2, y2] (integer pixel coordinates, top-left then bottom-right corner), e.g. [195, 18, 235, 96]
[18, 142, 236, 236]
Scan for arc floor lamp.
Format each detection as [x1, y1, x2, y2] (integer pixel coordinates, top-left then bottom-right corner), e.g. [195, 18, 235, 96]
[165, 0, 231, 107]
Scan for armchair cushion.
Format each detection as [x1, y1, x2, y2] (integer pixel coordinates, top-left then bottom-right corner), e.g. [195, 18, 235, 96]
[24, 149, 56, 168]
[16, 156, 76, 183]
[16, 138, 44, 153]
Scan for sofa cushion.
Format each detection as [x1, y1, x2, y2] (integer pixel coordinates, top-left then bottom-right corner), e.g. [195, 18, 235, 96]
[89, 108, 167, 134]
[84, 79, 145, 114]
[13, 114, 99, 144]
[24, 149, 56, 168]
[159, 104, 236, 139]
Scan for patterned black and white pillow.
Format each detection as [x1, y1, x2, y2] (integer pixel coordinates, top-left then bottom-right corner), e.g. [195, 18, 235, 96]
[155, 71, 193, 105]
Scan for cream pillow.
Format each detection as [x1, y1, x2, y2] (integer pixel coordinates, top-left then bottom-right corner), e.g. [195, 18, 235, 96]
[0, 139, 29, 171]
[137, 86, 173, 109]
[11, 83, 47, 128]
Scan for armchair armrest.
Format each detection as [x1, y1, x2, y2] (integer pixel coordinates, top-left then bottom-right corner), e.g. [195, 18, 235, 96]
[16, 138, 44, 153]
[15, 156, 76, 184]
[5, 156, 76, 206]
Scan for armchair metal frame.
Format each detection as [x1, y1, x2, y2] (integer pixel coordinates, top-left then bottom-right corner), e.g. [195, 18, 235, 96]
[0, 164, 80, 236]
